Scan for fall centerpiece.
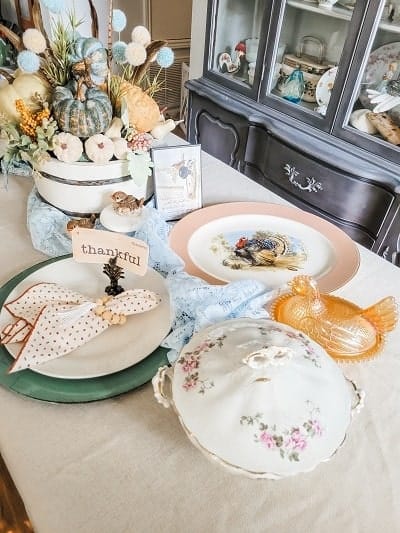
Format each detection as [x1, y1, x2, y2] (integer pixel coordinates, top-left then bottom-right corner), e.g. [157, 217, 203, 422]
[0, 0, 176, 215]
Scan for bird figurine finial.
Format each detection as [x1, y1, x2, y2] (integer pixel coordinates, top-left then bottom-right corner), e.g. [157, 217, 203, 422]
[289, 275, 319, 296]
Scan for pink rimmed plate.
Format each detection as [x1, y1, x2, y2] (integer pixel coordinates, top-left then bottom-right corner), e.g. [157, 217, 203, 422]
[169, 202, 359, 292]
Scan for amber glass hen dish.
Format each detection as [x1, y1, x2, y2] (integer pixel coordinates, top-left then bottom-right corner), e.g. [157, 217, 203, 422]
[270, 275, 397, 362]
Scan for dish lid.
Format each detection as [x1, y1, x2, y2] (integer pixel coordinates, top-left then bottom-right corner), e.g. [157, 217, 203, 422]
[154, 318, 363, 478]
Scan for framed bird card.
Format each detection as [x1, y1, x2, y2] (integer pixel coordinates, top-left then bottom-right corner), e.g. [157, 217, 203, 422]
[151, 144, 202, 221]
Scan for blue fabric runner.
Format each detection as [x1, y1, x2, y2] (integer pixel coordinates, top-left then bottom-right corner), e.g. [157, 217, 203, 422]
[27, 188, 273, 362]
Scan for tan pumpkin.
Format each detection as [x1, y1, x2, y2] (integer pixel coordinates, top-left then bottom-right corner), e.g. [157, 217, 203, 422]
[0, 72, 50, 123]
[120, 81, 160, 133]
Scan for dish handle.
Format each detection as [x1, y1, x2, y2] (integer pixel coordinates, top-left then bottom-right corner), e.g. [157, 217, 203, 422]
[346, 378, 365, 416]
[152, 365, 174, 408]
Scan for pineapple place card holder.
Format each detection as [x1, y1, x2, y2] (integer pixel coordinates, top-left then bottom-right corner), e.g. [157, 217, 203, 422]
[70, 228, 154, 332]
[71, 227, 149, 297]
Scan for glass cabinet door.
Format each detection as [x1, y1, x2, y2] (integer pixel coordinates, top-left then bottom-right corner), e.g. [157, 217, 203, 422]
[206, 0, 267, 92]
[260, 0, 364, 129]
[335, 1, 400, 165]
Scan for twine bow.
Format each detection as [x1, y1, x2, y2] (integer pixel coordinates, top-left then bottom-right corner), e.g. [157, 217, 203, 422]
[0, 283, 161, 373]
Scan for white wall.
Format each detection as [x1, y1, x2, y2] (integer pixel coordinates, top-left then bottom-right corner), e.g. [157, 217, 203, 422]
[189, 0, 207, 79]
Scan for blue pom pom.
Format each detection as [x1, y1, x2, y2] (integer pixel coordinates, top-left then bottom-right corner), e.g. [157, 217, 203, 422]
[112, 9, 127, 32]
[112, 41, 127, 64]
[17, 50, 40, 73]
[156, 47, 174, 68]
[40, 0, 64, 14]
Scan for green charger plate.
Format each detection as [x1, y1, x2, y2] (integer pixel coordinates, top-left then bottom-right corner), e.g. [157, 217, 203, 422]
[0, 255, 169, 403]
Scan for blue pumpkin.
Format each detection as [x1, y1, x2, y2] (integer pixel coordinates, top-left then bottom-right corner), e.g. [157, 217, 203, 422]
[52, 81, 112, 138]
[70, 37, 108, 86]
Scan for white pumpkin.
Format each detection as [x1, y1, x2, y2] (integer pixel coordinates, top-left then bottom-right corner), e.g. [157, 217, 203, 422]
[151, 119, 177, 140]
[113, 137, 129, 160]
[0, 72, 50, 123]
[85, 134, 114, 163]
[105, 117, 123, 138]
[52, 132, 83, 163]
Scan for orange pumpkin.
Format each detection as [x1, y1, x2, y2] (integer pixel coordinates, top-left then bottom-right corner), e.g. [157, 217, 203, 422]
[119, 81, 160, 133]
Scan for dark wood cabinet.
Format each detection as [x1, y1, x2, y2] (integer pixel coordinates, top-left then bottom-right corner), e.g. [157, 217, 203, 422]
[243, 124, 396, 249]
[188, 91, 248, 169]
[187, 0, 400, 266]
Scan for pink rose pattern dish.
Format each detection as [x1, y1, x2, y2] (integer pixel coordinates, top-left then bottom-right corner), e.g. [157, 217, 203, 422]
[258, 325, 322, 368]
[177, 334, 226, 393]
[178, 325, 323, 395]
[240, 402, 324, 462]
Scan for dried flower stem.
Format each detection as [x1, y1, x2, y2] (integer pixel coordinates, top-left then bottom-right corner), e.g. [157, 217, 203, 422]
[32, 0, 51, 48]
[0, 68, 15, 83]
[105, 0, 114, 97]
[88, 0, 99, 38]
[0, 24, 23, 52]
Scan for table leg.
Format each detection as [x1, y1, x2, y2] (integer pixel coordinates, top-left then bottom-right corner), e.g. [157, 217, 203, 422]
[0, 453, 34, 533]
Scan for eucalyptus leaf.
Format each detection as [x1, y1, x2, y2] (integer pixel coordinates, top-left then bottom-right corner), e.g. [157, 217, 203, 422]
[0, 138, 9, 158]
[37, 140, 49, 150]
[127, 151, 154, 186]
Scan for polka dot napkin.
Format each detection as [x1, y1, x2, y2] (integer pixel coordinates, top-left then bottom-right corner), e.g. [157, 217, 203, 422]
[0, 283, 161, 373]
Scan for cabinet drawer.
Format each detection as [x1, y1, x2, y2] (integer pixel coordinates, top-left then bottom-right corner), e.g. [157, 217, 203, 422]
[244, 126, 395, 238]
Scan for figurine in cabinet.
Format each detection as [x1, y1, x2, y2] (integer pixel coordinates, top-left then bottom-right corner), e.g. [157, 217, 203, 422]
[218, 41, 246, 76]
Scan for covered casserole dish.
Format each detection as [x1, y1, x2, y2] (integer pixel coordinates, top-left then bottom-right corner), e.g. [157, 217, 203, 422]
[153, 318, 363, 479]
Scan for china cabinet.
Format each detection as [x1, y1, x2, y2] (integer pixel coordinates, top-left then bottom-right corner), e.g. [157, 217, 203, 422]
[186, 0, 400, 265]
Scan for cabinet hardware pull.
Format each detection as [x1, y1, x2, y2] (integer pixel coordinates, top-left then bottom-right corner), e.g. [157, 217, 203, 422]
[283, 164, 323, 193]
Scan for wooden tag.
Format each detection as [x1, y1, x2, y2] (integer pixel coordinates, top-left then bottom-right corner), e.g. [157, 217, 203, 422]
[71, 228, 149, 276]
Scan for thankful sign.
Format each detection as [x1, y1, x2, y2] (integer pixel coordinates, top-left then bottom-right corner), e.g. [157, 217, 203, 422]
[71, 228, 149, 275]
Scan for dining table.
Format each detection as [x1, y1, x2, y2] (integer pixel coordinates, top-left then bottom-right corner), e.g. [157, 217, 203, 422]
[0, 137, 399, 533]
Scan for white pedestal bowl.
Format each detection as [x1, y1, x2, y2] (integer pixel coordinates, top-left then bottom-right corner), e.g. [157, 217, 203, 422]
[35, 158, 153, 216]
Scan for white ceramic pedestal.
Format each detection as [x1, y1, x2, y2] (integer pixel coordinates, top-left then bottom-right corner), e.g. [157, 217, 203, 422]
[99, 204, 145, 233]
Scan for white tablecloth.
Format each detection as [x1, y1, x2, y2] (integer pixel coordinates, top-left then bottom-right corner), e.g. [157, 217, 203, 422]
[0, 150, 399, 533]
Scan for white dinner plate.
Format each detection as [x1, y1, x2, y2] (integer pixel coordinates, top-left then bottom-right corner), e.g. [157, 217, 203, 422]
[0, 258, 172, 379]
[169, 202, 359, 292]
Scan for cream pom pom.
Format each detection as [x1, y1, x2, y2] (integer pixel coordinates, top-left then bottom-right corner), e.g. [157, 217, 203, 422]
[131, 25, 151, 46]
[53, 132, 83, 163]
[85, 134, 114, 164]
[125, 42, 147, 66]
[22, 29, 47, 54]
